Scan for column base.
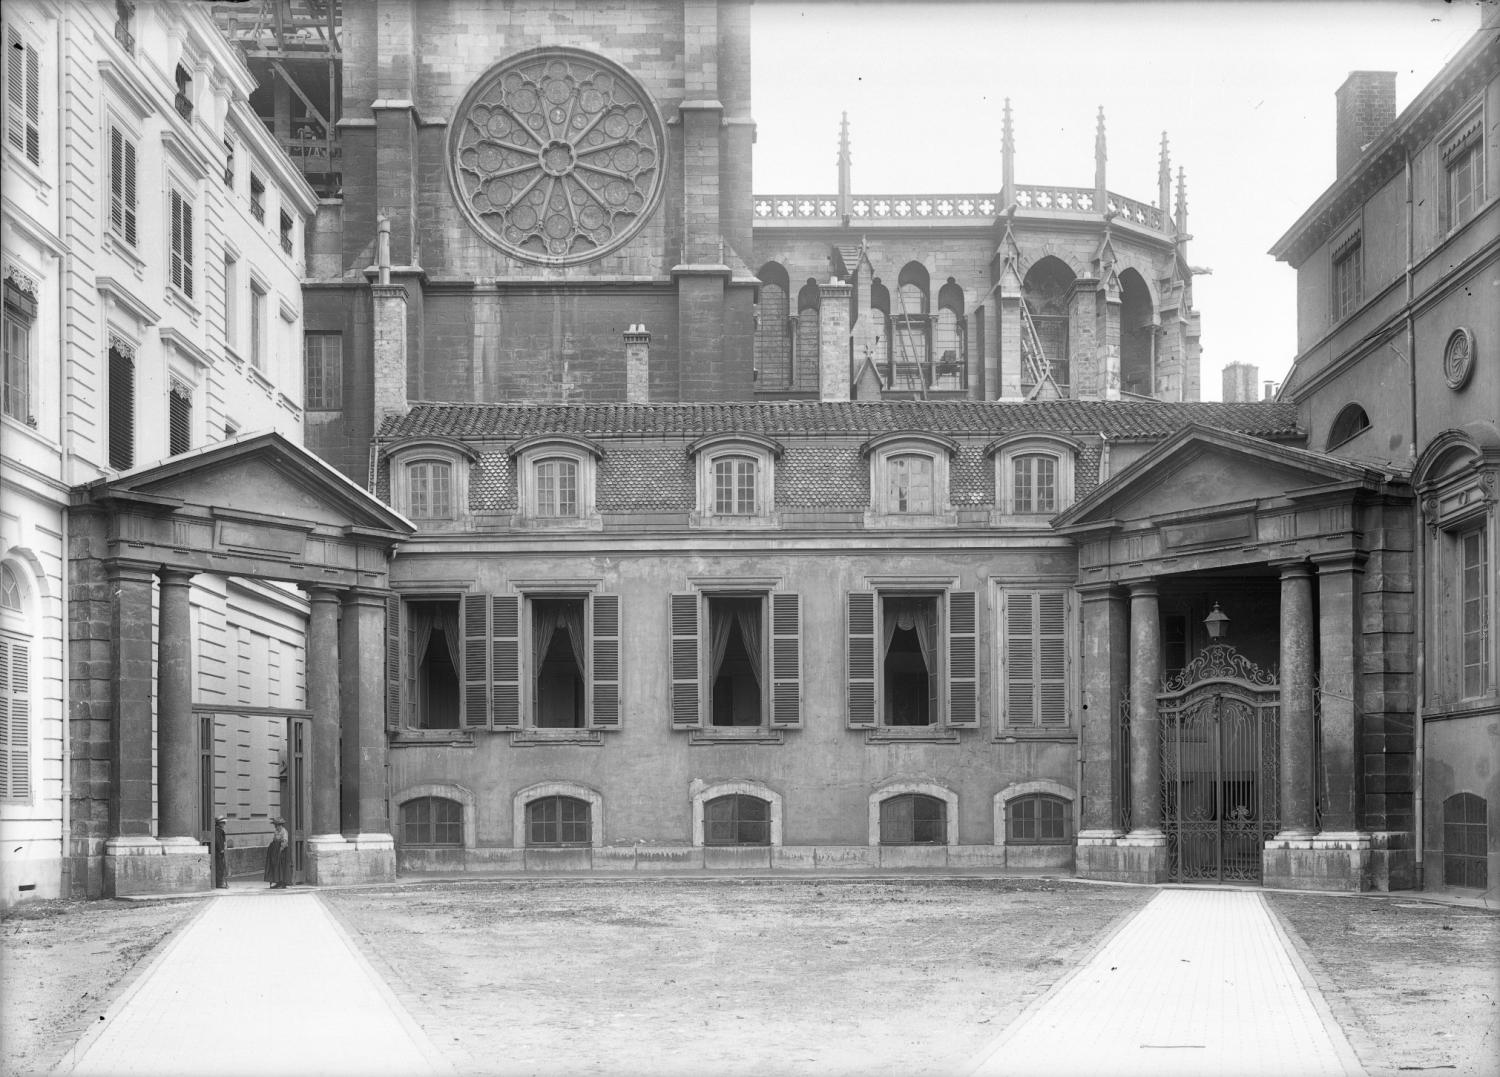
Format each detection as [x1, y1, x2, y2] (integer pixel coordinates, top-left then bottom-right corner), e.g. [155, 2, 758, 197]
[104, 836, 212, 898]
[306, 833, 396, 887]
[1075, 830, 1168, 884]
[1262, 831, 1372, 892]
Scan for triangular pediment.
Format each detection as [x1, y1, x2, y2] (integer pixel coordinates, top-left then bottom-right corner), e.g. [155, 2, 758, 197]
[1057, 425, 1380, 530]
[77, 432, 413, 536]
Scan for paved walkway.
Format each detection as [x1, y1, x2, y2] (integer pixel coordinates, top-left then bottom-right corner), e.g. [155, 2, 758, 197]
[969, 888, 1365, 1077]
[54, 890, 448, 1077]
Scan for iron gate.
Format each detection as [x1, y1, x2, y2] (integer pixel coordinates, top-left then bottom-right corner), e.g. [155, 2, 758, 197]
[1158, 644, 1279, 883]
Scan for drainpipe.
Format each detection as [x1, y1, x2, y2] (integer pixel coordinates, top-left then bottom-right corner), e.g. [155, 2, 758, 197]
[1402, 143, 1424, 889]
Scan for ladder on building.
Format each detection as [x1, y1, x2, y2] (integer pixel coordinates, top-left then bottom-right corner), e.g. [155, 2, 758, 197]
[891, 286, 927, 398]
[1018, 298, 1061, 400]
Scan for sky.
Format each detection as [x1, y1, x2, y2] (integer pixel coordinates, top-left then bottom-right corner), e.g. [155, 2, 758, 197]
[749, 0, 1482, 399]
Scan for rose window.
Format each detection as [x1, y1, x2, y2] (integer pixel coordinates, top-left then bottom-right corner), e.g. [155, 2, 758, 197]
[450, 49, 665, 266]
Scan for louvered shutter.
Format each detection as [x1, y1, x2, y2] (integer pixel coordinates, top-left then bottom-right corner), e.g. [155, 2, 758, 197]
[462, 594, 489, 728]
[123, 139, 137, 246]
[491, 595, 521, 727]
[846, 591, 877, 727]
[0, 637, 26, 798]
[181, 198, 194, 297]
[170, 192, 183, 291]
[5, 28, 39, 166]
[108, 347, 134, 470]
[22, 33, 37, 164]
[946, 591, 978, 727]
[384, 595, 401, 731]
[589, 594, 621, 728]
[110, 128, 123, 236]
[769, 593, 801, 727]
[669, 592, 701, 729]
[1005, 592, 1037, 727]
[1037, 592, 1069, 726]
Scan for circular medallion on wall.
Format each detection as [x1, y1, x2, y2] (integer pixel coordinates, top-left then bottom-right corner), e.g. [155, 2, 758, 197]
[1443, 327, 1475, 391]
[449, 48, 666, 266]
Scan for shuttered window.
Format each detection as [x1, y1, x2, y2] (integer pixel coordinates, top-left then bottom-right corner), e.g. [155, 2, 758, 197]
[2, 285, 31, 423]
[168, 380, 192, 456]
[109, 126, 138, 247]
[1004, 590, 1070, 727]
[249, 284, 266, 369]
[670, 592, 701, 729]
[108, 345, 135, 470]
[4, 25, 41, 166]
[170, 188, 194, 298]
[0, 632, 32, 800]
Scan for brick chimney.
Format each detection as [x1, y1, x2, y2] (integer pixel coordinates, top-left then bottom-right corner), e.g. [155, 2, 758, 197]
[624, 324, 651, 403]
[1335, 71, 1396, 176]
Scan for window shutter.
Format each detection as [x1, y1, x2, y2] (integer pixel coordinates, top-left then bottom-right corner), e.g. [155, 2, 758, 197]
[1005, 591, 1036, 726]
[384, 595, 401, 732]
[108, 347, 134, 470]
[22, 34, 38, 164]
[462, 593, 489, 728]
[4, 27, 22, 158]
[123, 139, 137, 246]
[491, 595, 520, 728]
[0, 637, 26, 798]
[947, 590, 978, 727]
[110, 127, 123, 235]
[170, 192, 183, 290]
[1038, 591, 1069, 726]
[769, 592, 801, 727]
[181, 198, 194, 297]
[847, 591, 877, 727]
[669, 592, 701, 729]
[589, 594, 620, 729]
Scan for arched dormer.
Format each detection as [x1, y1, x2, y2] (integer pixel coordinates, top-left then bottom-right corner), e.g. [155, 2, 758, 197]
[384, 436, 481, 525]
[861, 431, 958, 527]
[986, 433, 1082, 521]
[687, 432, 784, 527]
[508, 435, 604, 529]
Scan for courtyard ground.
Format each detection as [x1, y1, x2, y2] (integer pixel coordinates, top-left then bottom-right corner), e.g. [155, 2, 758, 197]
[1, 877, 1495, 1077]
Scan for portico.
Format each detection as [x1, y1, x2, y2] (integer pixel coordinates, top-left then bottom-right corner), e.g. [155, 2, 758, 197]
[67, 434, 413, 898]
[1058, 426, 1415, 891]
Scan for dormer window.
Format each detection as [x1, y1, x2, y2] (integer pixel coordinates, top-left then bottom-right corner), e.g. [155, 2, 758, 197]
[512, 436, 601, 529]
[990, 435, 1079, 522]
[386, 438, 477, 526]
[863, 432, 957, 527]
[689, 434, 781, 528]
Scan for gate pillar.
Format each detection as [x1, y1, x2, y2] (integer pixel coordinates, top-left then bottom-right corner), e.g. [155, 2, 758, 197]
[1075, 585, 1132, 881]
[1276, 562, 1317, 839]
[1114, 581, 1167, 882]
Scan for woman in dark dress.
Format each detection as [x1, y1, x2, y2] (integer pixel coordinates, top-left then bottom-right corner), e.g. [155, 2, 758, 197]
[264, 817, 292, 888]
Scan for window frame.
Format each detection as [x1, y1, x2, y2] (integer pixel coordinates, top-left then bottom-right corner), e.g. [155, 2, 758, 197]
[248, 279, 267, 371]
[525, 794, 593, 847]
[303, 331, 343, 411]
[398, 794, 463, 847]
[1441, 792, 1488, 891]
[1440, 102, 1486, 234]
[1326, 402, 1371, 450]
[862, 432, 957, 527]
[995, 585, 1074, 733]
[692, 780, 783, 847]
[0, 560, 34, 803]
[704, 590, 770, 729]
[2, 270, 36, 426]
[169, 185, 196, 301]
[1331, 230, 1362, 323]
[689, 434, 781, 528]
[108, 124, 139, 250]
[406, 459, 455, 521]
[3, 20, 43, 170]
[511, 436, 602, 529]
[845, 583, 977, 733]
[995, 781, 1076, 847]
[167, 377, 193, 456]
[990, 435, 1079, 522]
[867, 783, 956, 847]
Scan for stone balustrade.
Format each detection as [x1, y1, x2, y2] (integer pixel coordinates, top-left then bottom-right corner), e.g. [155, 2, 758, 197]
[753, 185, 1169, 232]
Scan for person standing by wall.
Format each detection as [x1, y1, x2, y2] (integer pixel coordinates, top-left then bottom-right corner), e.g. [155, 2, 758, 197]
[264, 817, 291, 889]
[213, 816, 229, 889]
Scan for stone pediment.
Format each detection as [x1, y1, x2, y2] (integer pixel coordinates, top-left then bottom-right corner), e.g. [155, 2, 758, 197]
[76, 432, 412, 537]
[1056, 425, 1384, 531]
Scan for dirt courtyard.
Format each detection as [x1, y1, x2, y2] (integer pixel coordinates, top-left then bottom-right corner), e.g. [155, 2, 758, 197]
[2, 877, 1496, 1077]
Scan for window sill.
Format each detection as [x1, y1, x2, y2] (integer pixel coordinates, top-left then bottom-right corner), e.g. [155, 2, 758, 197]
[102, 230, 146, 276]
[2, 154, 52, 198]
[223, 344, 245, 367]
[391, 729, 476, 748]
[689, 727, 785, 745]
[995, 729, 1077, 742]
[510, 728, 604, 747]
[864, 726, 960, 744]
[509, 514, 604, 532]
[163, 286, 201, 322]
[862, 510, 959, 529]
[247, 363, 274, 394]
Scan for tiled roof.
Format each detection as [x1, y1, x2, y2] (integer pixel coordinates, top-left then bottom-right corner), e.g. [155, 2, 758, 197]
[379, 400, 1303, 442]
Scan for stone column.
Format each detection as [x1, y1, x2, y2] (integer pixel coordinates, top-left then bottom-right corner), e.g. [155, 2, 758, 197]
[1127, 580, 1163, 835]
[1277, 562, 1317, 839]
[1314, 553, 1366, 833]
[818, 279, 852, 401]
[156, 569, 198, 844]
[107, 559, 159, 841]
[307, 587, 342, 838]
[1078, 584, 1129, 836]
[336, 587, 396, 883]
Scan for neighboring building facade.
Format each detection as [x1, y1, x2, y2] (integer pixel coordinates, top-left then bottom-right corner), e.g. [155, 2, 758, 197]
[0, 0, 390, 905]
[1271, 22, 1499, 899]
[1221, 361, 1259, 402]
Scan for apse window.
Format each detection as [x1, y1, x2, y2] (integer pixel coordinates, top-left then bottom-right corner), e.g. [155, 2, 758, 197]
[533, 597, 587, 728]
[407, 600, 461, 729]
[526, 795, 591, 847]
[879, 793, 946, 845]
[400, 796, 461, 846]
[703, 794, 771, 846]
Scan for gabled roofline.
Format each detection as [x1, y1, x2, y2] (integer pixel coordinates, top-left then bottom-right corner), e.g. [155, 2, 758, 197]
[74, 430, 415, 535]
[1053, 424, 1393, 529]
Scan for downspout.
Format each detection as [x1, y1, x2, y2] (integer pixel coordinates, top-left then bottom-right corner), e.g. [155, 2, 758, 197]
[1404, 142, 1425, 889]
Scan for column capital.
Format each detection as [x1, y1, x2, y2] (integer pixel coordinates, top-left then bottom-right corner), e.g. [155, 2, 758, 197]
[1311, 549, 1368, 574]
[1078, 581, 1127, 602]
[341, 586, 393, 609]
[106, 557, 162, 584]
[1272, 559, 1314, 580]
[158, 567, 197, 587]
[1125, 579, 1159, 599]
[307, 584, 346, 604]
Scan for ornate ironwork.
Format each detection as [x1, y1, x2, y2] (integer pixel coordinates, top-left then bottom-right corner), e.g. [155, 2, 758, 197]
[1160, 642, 1277, 693]
[1118, 691, 1132, 833]
[450, 48, 665, 266]
[1159, 642, 1280, 884]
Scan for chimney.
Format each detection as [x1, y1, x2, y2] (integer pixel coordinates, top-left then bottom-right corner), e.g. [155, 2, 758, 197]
[1335, 71, 1396, 176]
[371, 217, 409, 424]
[624, 324, 651, 403]
[1221, 361, 1259, 403]
[1263, 380, 1279, 401]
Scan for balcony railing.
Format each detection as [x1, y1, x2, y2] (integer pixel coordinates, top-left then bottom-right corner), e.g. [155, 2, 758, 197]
[754, 184, 1168, 232]
[883, 358, 968, 394]
[113, 21, 135, 54]
[281, 235, 294, 255]
[250, 196, 265, 223]
[174, 92, 193, 121]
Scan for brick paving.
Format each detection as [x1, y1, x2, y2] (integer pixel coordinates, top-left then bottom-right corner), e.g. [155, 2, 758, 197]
[54, 890, 448, 1077]
[969, 888, 1366, 1076]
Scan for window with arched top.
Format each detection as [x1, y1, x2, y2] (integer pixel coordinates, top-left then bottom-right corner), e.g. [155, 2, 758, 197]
[0, 563, 20, 611]
[511, 436, 602, 529]
[755, 262, 793, 390]
[1327, 403, 1371, 449]
[879, 793, 946, 845]
[525, 794, 592, 847]
[689, 434, 781, 528]
[991, 435, 1079, 522]
[703, 793, 771, 846]
[793, 278, 821, 392]
[1119, 269, 1154, 397]
[0, 559, 32, 800]
[1006, 794, 1071, 844]
[406, 460, 453, 519]
[1443, 792, 1488, 890]
[933, 279, 966, 391]
[534, 457, 579, 517]
[864, 433, 957, 527]
[399, 795, 462, 846]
